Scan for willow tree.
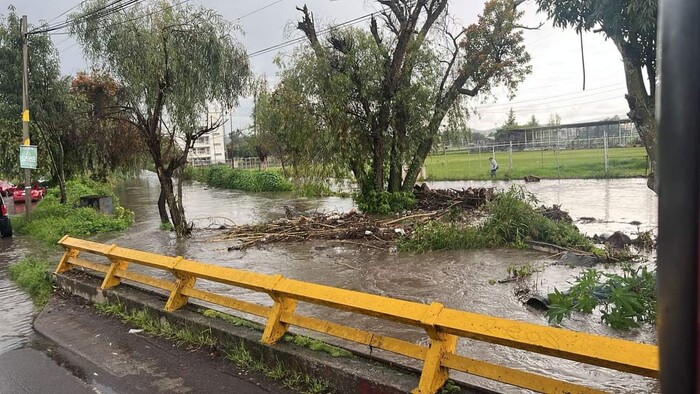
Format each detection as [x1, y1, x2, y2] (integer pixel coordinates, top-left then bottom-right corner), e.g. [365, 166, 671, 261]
[295, 0, 530, 194]
[72, 0, 250, 235]
[536, 0, 658, 192]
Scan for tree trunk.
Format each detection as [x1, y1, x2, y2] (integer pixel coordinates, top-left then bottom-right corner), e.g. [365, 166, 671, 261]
[157, 189, 169, 224]
[373, 138, 384, 192]
[158, 173, 188, 236]
[387, 134, 402, 192]
[617, 41, 657, 193]
[403, 136, 434, 191]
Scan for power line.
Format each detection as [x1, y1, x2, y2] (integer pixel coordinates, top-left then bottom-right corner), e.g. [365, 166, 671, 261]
[56, 0, 191, 53]
[45, 0, 88, 25]
[247, 11, 378, 58]
[479, 93, 627, 114]
[29, 0, 141, 35]
[476, 84, 625, 110]
[234, 0, 283, 21]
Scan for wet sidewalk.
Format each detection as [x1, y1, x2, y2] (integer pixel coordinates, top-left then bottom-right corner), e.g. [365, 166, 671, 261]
[28, 293, 294, 394]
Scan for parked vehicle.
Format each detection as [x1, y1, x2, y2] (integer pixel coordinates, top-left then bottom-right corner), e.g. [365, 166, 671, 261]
[0, 197, 11, 237]
[0, 181, 17, 197]
[12, 183, 46, 203]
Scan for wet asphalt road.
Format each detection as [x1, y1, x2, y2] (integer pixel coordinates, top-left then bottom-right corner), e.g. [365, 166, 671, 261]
[0, 348, 94, 394]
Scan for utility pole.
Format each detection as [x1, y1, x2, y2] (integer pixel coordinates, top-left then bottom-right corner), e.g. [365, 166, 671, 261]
[21, 15, 31, 216]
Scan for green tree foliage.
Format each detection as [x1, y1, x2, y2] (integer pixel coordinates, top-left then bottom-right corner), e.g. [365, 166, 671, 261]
[283, 0, 530, 200]
[0, 7, 60, 179]
[494, 107, 519, 142]
[526, 114, 539, 127]
[536, 0, 658, 192]
[33, 71, 148, 203]
[502, 108, 519, 129]
[72, 0, 251, 235]
[69, 72, 147, 178]
[547, 112, 561, 126]
[226, 129, 256, 159]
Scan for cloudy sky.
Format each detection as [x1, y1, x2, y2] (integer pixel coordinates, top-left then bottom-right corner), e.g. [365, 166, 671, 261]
[5, 0, 629, 132]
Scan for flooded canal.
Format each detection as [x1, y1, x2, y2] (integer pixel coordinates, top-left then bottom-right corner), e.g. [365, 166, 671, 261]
[101, 172, 658, 393]
[0, 173, 659, 393]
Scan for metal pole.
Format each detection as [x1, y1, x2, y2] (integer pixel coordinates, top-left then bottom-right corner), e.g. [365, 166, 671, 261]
[21, 16, 31, 216]
[509, 141, 513, 171]
[603, 130, 609, 176]
[556, 127, 560, 178]
[658, 0, 700, 391]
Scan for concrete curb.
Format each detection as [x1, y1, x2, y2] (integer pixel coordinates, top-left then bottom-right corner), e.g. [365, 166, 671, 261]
[52, 271, 430, 394]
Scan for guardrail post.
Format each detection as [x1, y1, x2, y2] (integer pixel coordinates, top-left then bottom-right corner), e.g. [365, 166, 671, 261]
[164, 257, 196, 312]
[55, 248, 80, 274]
[165, 273, 196, 311]
[414, 302, 458, 394]
[261, 274, 297, 345]
[101, 245, 128, 289]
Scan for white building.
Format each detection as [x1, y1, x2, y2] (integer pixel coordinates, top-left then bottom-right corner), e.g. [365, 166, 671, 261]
[190, 104, 227, 165]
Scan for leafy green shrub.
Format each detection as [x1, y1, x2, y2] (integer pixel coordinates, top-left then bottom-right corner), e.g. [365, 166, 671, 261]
[188, 165, 292, 192]
[354, 190, 416, 214]
[8, 257, 53, 306]
[482, 187, 593, 250]
[294, 182, 336, 197]
[45, 177, 122, 207]
[545, 265, 657, 330]
[399, 221, 488, 253]
[13, 179, 133, 244]
[401, 186, 593, 253]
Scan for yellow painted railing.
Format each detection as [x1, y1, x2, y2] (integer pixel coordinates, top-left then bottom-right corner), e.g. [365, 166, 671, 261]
[55, 236, 658, 394]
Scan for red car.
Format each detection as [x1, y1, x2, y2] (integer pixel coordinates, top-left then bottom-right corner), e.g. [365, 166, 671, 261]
[13, 183, 46, 203]
[0, 181, 17, 197]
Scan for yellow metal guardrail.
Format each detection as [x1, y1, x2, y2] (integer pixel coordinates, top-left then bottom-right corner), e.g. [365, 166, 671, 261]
[55, 236, 658, 394]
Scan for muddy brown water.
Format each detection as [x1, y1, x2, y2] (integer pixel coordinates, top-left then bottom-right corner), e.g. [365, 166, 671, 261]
[0, 173, 659, 393]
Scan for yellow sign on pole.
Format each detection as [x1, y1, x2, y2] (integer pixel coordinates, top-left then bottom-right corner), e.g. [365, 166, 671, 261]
[22, 110, 29, 122]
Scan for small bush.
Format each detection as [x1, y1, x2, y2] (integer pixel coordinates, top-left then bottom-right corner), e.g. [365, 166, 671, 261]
[354, 190, 416, 214]
[295, 182, 336, 197]
[399, 221, 488, 253]
[8, 258, 53, 306]
[483, 187, 593, 250]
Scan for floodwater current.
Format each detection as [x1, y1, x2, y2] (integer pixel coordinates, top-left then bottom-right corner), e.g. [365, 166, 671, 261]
[0, 173, 659, 393]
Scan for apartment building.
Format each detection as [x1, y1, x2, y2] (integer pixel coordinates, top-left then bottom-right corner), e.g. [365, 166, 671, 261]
[190, 105, 227, 165]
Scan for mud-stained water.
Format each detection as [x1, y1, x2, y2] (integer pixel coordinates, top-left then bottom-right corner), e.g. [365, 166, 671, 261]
[0, 173, 658, 393]
[91, 172, 657, 393]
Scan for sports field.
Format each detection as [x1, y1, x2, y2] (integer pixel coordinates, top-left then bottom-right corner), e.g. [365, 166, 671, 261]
[424, 146, 648, 181]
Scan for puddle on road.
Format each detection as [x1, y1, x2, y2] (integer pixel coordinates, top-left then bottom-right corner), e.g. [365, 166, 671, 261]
[0, 232, 41, 356]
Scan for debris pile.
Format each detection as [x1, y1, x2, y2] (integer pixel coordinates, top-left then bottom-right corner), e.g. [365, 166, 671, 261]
[413, 184, 494, 211]
[208, 211, 427, 250]
[536, 204, 573, 223]
[206, 186, 496, 250]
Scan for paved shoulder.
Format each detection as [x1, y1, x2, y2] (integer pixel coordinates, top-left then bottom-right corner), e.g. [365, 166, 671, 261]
[0, 348, 94, 394]
[34, 293, 294, 394]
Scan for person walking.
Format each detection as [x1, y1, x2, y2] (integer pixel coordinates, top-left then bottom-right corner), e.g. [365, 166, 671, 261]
[489, 157, 498, 178]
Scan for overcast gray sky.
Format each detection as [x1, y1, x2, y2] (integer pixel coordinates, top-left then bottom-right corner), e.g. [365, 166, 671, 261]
[4, 0, 628, 132]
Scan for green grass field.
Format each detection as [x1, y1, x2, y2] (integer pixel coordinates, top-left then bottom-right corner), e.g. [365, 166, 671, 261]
[424, 146, 649, 181]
